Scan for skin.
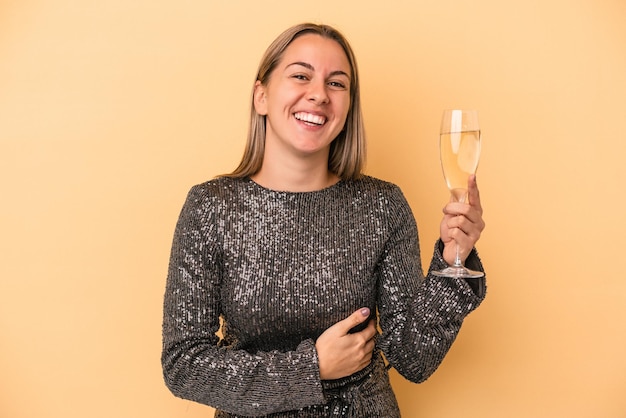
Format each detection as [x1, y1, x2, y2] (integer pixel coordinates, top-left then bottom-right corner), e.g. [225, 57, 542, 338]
[440, 175, 485, 266]
[252, 34, 351, 192]
[251, 33, 485, 380]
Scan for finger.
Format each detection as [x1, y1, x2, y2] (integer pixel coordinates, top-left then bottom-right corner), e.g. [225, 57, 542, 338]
[344, 308, 371, 334]
[358, 317, 378, 340]
[439, 212, 456, 241]
[467, 175, 483, 212]
[443, 200, 484, 230]
[443, 221, 476, 251]
[451, 215, 484, 244]
[358, 335, 376, 358]
[364, 333, 377, 352]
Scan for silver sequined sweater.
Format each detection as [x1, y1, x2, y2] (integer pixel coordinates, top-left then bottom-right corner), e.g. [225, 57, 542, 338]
[162, 176, 486, 417]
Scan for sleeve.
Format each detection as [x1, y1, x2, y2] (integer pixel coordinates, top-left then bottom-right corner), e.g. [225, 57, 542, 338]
[161, 185, 325, 416]
[376, 187, 486, 383]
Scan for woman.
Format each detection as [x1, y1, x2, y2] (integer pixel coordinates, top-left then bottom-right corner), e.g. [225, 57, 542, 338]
[162, 23, 486, 417]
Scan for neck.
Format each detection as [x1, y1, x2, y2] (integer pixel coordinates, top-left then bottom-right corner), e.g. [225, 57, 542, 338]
[252, 158, 339, 193]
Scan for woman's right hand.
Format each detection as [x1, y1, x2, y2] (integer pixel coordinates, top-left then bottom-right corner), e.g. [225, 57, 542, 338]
[315, 308, 376, 380]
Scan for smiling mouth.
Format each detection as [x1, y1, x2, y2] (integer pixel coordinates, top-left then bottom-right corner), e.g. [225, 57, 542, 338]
[294, 112, 326, 126]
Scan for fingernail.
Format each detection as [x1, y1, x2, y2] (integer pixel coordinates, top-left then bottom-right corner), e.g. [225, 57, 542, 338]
[360, 308, 370, 317]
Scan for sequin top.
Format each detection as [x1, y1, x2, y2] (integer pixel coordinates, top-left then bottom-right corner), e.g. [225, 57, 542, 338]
[162, 175, 486, 417]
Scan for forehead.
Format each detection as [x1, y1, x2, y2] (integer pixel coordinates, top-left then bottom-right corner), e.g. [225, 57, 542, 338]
[280, 34, 351, 73]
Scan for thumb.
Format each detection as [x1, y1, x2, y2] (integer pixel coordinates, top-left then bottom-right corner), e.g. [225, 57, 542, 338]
[343, 307, 371, 334]
[467, 174, 483, 211]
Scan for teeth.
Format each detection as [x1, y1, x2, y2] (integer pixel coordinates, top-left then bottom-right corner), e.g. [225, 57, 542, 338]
[295, 112, 326, 125]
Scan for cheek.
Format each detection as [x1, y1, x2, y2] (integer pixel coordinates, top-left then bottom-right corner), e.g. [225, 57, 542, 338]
[268, 89, 301, 114]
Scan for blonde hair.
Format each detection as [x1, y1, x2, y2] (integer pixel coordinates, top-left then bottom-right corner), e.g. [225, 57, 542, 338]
[226, 23, 366, 180]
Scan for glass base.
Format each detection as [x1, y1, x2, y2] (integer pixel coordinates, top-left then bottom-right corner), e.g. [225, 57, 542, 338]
[432, 265, 484, 279]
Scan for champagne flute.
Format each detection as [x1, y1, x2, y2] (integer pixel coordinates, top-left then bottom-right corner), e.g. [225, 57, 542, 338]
[432, 109, 484, 279]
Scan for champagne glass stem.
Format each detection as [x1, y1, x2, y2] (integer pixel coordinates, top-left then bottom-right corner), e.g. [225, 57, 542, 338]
[453, 243, 463, 268]
[453, 194, 465, 268]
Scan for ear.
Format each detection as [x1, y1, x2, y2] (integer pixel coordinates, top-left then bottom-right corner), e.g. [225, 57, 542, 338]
[253, 80, 268, 115]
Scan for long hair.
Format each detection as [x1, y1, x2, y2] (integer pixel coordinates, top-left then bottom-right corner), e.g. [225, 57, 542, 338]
[226, 23, 366, 180]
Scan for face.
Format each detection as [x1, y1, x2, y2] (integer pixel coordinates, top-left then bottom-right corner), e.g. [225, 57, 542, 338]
[254, 34, 352, 159]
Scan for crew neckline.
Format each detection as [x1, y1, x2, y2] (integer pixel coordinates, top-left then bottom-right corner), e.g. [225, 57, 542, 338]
[244, 176, 344, 195]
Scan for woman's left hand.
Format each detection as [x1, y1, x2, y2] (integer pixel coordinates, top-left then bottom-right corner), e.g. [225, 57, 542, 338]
[440, 175, 485, 266]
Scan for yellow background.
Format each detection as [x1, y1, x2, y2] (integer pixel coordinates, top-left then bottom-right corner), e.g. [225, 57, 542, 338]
[1, 0, 625, 417]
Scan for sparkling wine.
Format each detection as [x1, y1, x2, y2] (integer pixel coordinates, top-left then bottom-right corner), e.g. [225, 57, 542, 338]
[440, 130, 480, 202]
[433, 109, 484, 279]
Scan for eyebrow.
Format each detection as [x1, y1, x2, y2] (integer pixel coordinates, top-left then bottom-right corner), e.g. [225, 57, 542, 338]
[286, 61, 350, 80]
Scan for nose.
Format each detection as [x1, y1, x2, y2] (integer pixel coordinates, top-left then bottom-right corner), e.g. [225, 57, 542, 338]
[307, 80, 329, 105]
